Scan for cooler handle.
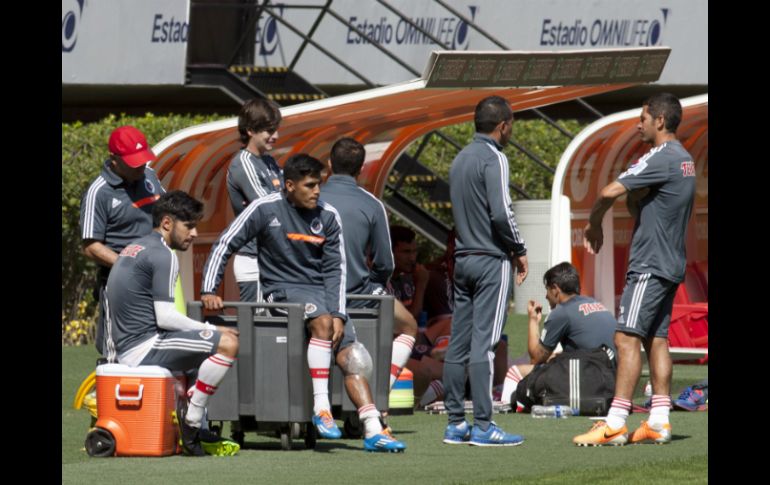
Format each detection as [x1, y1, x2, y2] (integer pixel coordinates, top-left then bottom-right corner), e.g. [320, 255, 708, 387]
[115, 383, 144, 402]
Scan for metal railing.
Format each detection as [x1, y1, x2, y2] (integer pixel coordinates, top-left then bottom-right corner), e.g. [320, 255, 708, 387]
[189, 0, 606, 244]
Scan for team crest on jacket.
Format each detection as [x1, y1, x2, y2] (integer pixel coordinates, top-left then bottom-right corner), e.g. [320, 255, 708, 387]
[305, 303, 318, 315]
[310, 218, 323, 234]
[199, 329, 214, 340]
[145, 179, 155, 193]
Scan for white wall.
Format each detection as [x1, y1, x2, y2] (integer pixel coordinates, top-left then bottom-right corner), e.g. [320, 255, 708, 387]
[62, 0, 190, 85]
[62, 0, 707, 86]
[253, 0, 706, 85]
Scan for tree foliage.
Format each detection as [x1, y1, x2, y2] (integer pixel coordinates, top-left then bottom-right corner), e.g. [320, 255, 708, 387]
[62, 114, 588, 342]
[62, 113, 226, 340]
[393, 119, 589, 258]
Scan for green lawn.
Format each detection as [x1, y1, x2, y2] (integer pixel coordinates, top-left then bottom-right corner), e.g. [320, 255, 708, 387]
[63, 314, 707, 484]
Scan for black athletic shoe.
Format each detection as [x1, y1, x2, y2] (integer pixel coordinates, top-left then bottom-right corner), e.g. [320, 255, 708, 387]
[176, 397, 206, 457]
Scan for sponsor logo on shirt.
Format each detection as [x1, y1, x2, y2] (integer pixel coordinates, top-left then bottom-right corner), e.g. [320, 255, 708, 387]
[269, 217, 281, 227]
[145, 179, 156, 193]
[132, 194, 161, 209]
[578, 302, 608, 316]
[119, 244, 145, 258]
[287, 233, 325, 244]
[681, 161, 695, 177]
[434, 336, 450, 349]
[112, 198, 122, 208]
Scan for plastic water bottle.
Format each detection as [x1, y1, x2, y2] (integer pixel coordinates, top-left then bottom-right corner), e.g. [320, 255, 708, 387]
[531, 405, 578, 418]
[644, 381, 652, 397]
[417, 311, 428, 329]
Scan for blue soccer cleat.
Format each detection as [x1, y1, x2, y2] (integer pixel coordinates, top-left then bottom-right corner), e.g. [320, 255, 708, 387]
[312, 410, 342, 439]
[469, 423, 524, 447]
[363, 429, 406, 452]
[443, 420, 471, 444]
[674, 386, 708, 411]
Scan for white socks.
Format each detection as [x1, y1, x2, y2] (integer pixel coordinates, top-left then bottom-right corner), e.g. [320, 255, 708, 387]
[308, 338, 332, 414]
[500, 365, 523, 404]
[188, 353, 235, 427]
[390, 334, 416, 389]
[605, 396, 632, 430]
[419, 379, 444, 406]
[648, 394, 671, 427]
[358, 403, 383, 439]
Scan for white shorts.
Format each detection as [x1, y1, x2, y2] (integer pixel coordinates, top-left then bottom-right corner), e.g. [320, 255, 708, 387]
[234, 254, 259, 282]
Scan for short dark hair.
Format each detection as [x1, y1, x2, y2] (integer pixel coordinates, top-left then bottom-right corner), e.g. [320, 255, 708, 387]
[238, 97, 282, 144]
[543, 262, 581, 295]
[330, 137, 365, 176]
[644, 92, 682, 133]
[474, 95, 513, 134]
[283, 153, 324, 182]
[152, 190, 204, 227]
[390, 225, 415, 248]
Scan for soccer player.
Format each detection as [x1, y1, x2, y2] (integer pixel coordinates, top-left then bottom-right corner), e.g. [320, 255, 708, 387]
[105, 191, 239, 456]
[201, 154, 405, 451]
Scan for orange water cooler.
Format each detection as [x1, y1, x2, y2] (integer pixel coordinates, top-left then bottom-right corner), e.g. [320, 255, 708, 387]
[85, 364, 182, 457]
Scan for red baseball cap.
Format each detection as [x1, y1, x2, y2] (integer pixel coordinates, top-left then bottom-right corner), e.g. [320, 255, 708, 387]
[108, 126, 157, 168]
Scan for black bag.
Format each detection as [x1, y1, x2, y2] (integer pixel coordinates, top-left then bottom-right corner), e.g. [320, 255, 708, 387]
[514, 347, 616, 416]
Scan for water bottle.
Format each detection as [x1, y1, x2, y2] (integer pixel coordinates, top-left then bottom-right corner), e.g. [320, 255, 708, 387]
[418, 310, 428, 329]
[644, 380, 652, 397]
[531, 405, 578, 418]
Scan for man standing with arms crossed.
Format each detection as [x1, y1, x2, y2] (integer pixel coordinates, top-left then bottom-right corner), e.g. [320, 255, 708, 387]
[573, 93, 695, 446]
[443, 96, 528, 447]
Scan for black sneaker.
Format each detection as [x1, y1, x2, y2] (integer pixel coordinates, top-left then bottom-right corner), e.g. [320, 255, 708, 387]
[198, 427, 223, 442]
[176, 397, 206, 457]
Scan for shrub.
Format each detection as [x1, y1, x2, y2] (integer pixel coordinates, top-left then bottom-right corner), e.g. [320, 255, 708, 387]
[62, 113, 226, 343]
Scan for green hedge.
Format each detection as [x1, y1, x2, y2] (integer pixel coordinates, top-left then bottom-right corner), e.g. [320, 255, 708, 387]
[62, 113, 227, 342]
[406, 119, 587, 197]
[394, 119, 589, 260]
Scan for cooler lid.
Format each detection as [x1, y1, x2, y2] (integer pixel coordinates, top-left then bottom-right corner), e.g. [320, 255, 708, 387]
[96, 363, 174, 378]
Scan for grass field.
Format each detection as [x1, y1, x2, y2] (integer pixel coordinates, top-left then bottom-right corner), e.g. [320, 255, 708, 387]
[62, 314, 707, 484]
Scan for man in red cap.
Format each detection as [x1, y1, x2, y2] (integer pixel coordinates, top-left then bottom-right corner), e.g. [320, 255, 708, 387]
[80, 125, 166, 355]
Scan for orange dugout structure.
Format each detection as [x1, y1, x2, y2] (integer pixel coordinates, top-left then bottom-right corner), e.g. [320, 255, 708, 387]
[549, 94, 708, 313]
[148, 48, 680, 305]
